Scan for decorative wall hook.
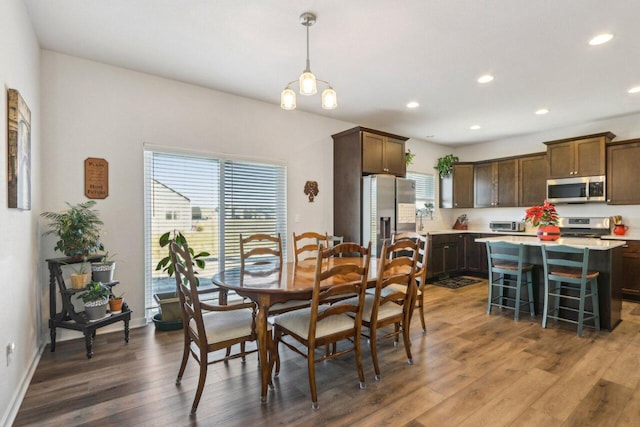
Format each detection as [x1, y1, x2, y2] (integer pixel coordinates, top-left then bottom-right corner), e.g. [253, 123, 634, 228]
[304, 180, 319, 202]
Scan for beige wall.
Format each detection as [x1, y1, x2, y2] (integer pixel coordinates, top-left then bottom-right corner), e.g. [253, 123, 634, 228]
[0, 0, 41, 424]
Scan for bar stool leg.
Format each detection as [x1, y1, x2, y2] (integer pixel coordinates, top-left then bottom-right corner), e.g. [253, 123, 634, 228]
[542, 275, 550, 329]
[526, 270, 535, 317]
[577, 280, 587, 337]
[514, 271, 522, 321]
[499, 275, 505, 309]
[487, 272, 494, 315]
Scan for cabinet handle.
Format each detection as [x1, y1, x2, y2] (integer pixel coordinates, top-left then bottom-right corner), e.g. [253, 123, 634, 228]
[444, 245, 449, 249]
[623, 245, 629, 248]
[607, 199, 611, 203]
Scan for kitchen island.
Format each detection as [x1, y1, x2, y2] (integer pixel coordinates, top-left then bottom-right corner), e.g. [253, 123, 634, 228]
[475, 235, 626, 330]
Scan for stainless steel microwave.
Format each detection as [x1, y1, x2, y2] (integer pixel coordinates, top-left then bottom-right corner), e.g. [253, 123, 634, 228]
[546, 175, 606, 203]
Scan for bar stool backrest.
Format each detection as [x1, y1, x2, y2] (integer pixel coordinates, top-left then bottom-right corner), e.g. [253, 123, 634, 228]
[541, 245, 591, 284]
[485, 241, 525, 272]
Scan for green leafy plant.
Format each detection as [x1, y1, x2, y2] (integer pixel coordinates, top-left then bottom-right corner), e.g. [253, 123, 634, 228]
[405, 149, 416, 165]
[100, 251, 117, 263]
[80, 281, 111, 303]
[41, 201, 104, 258]
[156, 230, 210, 286]
[434, 154, 460, 178]
[69, 262, 88, 275]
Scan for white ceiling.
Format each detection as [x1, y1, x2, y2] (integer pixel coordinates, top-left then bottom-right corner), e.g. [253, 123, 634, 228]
[23, 0, 640, 145]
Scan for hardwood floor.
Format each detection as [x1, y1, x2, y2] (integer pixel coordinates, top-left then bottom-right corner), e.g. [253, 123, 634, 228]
[14, 281, 640, 426]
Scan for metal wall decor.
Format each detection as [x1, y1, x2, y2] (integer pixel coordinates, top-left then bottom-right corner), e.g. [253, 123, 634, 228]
[7, 89, 32, 210]
[304, 180, 319, 202]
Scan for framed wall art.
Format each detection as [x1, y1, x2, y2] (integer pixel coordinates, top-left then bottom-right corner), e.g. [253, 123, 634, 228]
[8, 89, 32, 210]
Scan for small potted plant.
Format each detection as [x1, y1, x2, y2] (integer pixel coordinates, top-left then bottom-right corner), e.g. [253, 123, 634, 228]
[524, 200, 560, 241]
[91, 251, 117, 283]
[69, 262, 90, 290]
[41, 201, 104, 258]
[80, 281, 111, 321]
[108, 292, 125, 314]
[405, 149, 416, 166]
[154, 230, 209, 324]
[434, 154, 460, 178]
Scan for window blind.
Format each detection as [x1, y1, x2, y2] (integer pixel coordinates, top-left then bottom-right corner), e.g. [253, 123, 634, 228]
[407, 171, 436, 216]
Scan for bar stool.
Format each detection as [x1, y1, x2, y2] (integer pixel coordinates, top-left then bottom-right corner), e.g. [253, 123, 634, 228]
[541, 245, 600, 337]
[485, 241, 535, 321]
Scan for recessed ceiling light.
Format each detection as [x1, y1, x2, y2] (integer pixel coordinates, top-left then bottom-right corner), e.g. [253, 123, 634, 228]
[470, 125, 481, 130]
[628, 86, 640, 94]
[535, 108, 549, 115]
[477, 75, 494, 84]
[406, 101, 420, 108]
[589, 33, 614, 46]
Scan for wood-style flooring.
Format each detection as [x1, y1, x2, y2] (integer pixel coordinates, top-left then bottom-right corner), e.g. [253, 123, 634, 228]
[14, 281, 640, 426]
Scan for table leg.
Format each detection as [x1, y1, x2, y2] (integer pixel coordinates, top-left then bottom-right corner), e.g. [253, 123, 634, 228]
[257, 294, 270, 404]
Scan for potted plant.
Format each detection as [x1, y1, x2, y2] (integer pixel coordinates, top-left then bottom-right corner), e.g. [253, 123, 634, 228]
[108, 292, 125, 314]
[524, 200, 560, 241]
[405, 149, 416, 166]
[80, 281, 111, 321]
[69, 262, 90, 290]
[434, 154, 460, 178]
[91, 251, 117, 284]
[154, 230, 209, 324]
[41, 201, 104, 258]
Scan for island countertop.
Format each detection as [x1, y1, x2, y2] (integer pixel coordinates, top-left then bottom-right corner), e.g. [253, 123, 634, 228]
[475, 235, 626, 250]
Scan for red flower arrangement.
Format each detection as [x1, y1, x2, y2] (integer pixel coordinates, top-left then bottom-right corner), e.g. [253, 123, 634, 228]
[524, 200, 558, 227]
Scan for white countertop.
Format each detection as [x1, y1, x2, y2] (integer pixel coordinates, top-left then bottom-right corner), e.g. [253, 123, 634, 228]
[423, 229, 640, 241]
[475, 235, 626, 250]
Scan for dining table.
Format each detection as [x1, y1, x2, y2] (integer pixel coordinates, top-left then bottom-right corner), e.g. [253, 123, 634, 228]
[212, 256, 380, 404]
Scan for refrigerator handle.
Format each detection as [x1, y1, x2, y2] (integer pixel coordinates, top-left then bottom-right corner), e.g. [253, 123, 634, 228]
[380, 217, 391, 246]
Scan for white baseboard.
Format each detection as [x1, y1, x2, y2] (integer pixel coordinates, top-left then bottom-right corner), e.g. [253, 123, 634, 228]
[1, 342, 45, 427]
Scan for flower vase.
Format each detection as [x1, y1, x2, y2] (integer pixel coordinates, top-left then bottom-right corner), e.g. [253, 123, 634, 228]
[537, 225, 560, 241]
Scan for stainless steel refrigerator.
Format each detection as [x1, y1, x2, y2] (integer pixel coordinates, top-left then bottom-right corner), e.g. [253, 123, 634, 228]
[362, 175, 416, 257]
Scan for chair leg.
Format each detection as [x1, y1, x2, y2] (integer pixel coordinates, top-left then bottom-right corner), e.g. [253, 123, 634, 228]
[487, 273, 494, 315]
[577, 280, 587, 337]
[176, 339, 190, 385]
[499, 275, 505, 308]
[542, 276, 550, 329]
[370, 326, 381, 380]
[514, 272, 522, 321]
[240, 342, 246, 363]
[527, 270, 535, 317]
[418, 298, 426, 333]
[591, 278, 600, 332]
[393, 323, 400, 347]
[308, 347, 318, 410]
[402, 320, 413, 366]
[191, 359, 208, 415]
[355, 334, 366, 390]
[273, 328, 282, 377]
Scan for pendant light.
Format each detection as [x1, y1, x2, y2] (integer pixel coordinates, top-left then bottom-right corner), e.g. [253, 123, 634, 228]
[280, 12, 337, 110]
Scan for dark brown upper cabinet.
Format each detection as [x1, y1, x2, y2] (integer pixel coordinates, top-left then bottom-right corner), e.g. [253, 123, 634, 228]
[607, 139, 640, 205]
[518, 153, 549, 207]
[544, 132, 614, 179]
[361, 131, 407, 176]
[474, 159, 518, 208]
[440, 163, 474, 208]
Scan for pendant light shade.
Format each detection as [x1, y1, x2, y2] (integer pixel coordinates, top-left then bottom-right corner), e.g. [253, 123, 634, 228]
[280, 12, 337, 110]
[299, 71, 317, 95]
[281, 87, 296, 110]
[321, 87, 337, 109]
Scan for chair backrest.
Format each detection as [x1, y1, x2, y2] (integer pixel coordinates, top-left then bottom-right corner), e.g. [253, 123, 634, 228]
[391, 232, 427, 284]
[240, 233, 282, 269]
[485, 241, 526, 273]
[307, 242, 372, 345]
[373, 239, 420, 319]
[541, 244, 591, 284]
[169, 241, 207, 346]
[293, 231, 329, 264]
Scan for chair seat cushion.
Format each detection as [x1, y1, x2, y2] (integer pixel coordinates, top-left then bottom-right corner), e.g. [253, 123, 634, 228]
[493, 262, 534, 271]
[549, 268, 599, 279]
[338, 294, 403, 323]
[190, 309, 264, 345]
[366, 284, 422, 297]
[268, 300, 310, 314]
[273, 306, 355, 340]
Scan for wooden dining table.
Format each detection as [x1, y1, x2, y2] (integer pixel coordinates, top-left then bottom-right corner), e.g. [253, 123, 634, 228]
[211, 257, 380, 404]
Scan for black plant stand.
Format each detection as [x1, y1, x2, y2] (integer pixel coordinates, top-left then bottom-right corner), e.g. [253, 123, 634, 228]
[46, 256, 132, 359]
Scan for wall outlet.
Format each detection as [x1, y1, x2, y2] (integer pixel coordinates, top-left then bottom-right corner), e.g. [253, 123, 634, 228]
[7, 342, 15, 367]
[295, 214, 301, 223]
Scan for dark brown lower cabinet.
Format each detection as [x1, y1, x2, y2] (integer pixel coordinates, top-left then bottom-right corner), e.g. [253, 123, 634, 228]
[427, 234, 464, 278]
[621, 241, 640, 300]
[464, 233, 489, 274]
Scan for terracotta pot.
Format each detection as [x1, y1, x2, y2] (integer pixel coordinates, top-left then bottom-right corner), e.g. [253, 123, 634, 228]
[614, 224, 629, 236]
[70, 273, 90, 289]
[537, 225, 561, 241]
[108, 297, 124, 313]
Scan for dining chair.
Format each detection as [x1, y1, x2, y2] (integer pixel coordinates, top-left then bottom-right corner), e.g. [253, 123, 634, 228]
[388, 231, 428, 332]
[271, 242, 372, 409]
[293, 231, 329, 264]
[485, 241, 535, 321]
[170, 241, 270, 415]
[343, 239, 419, 380]
[240, 233, 283, 270]
[541, 245, 600, 337]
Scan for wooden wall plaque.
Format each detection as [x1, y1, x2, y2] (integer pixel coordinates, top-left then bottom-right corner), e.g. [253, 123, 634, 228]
[84, 157, 109, 199]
